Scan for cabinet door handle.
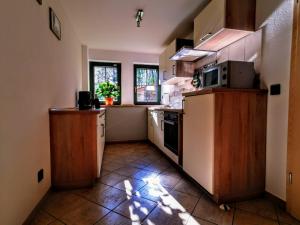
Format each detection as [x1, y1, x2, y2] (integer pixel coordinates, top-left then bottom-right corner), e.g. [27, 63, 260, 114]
[101, 124, 105, 137]
[200, 32, 212, 42]
[172, 65, 176, 76]
[161, 119, 164, 131]
[182, 99, 186, 114]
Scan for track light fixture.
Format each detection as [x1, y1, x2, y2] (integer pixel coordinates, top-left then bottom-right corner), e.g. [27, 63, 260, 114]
[136, 9, 144, 27]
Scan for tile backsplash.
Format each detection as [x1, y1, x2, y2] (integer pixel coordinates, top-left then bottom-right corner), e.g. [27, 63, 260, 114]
[161, 29, 262, 107]
[161, 78, 195, 108]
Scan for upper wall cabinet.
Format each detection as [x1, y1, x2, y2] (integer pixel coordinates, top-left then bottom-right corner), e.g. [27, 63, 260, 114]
[194, 0, 256, 51]
[159, 39, 195, 82]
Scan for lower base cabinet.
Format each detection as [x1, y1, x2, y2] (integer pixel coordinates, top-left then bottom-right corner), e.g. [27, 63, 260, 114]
[148, 110, 179, 164]
[97, 112, 106, 178]
[49, 108, 105, 189]
[183, 89, 268, 203]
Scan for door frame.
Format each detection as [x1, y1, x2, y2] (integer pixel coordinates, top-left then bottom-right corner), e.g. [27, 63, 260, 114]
[287, 0, 300, 219]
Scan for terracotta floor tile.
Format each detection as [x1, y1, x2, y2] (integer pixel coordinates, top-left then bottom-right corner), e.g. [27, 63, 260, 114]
[113, 196, 157, 222]
[114, 177, 147, 193]
[131, 169, 159, 182]
[32, 143, 296, 225]
[143, 162, 170, 173]
[234, 209, 279, 225]
[186, 216, 217, 225]
[61, 200, 109, 225]
[77, 183, 111, 200]
[95, 211, 136, 225]
[101, 161, 125, 171]
[137, 184, 172, 202]
[41, 192, 86, 218]
[113, 166, 141, 177]
[174, 179, 203, 198]
[130, 159, 152, 169]
[48, 221, 65, 225]
[276, 207, 300, 225]
[236, 198, 277, 220]
[154, 174, 182, 188]
[144, 203, 191, 225]
[99, 169, 111, 177]
[99, 173, 128, 186]
[93, 186, 128, 210]
[30, 210, 56, 225]
[192, 195, 234, 225]
[160, 168, 183, 178]
[165, 190, 200, 213]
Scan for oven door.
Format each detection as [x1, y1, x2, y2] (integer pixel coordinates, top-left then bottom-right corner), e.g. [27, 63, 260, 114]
[164, 119, 179, 155]
[203, 67, 221, 88]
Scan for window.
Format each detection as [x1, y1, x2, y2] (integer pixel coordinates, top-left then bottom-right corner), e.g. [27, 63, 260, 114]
[134, 64, 160, 105]
[89, 61, 121, 105]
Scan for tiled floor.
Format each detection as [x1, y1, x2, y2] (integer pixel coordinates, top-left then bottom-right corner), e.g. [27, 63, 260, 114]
[31, 142, 300, 225]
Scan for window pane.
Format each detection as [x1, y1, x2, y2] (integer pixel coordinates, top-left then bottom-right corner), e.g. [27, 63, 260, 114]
[94, 65, 119, 102]
[135, 65, 159, 104]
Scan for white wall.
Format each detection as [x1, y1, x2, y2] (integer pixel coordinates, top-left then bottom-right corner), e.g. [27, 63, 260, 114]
[88, 49, 159, 104]
[82, 45, 89, 91]
[257, 0, 293, 201]
[0, 1, 82, 224]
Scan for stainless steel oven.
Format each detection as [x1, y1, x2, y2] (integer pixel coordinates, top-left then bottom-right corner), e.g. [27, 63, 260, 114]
[164, 112, 179, 155]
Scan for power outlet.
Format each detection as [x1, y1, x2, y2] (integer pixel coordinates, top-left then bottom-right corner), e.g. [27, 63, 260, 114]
[37, 169, 44, 183]
[270, 84, 281, 95]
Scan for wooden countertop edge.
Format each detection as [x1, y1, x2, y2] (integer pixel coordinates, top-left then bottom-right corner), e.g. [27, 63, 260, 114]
[49, 108, 106, 114]
[148, 108, 184, 114]
[182, 88, 268, 97]
[101, 105, 152, 108]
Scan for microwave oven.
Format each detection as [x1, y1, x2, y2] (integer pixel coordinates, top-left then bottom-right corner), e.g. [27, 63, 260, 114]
[199, 61, 255, 89]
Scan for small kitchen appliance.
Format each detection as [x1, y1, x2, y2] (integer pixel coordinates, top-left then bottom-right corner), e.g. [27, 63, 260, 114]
[197, 61, 256, 89]
[78, 91, 92, 110]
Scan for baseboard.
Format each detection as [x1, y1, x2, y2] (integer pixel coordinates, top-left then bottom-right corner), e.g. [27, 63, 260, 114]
[265, 191, 286, 210]
[22, 188, 51, 225]
[106, 139, 148, 144]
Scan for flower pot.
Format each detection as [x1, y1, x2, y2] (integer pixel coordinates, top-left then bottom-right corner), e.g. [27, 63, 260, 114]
[105, 97, 114, 106]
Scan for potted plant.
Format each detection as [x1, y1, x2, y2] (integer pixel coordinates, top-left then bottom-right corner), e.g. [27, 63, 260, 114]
[95, 81, 120, 106]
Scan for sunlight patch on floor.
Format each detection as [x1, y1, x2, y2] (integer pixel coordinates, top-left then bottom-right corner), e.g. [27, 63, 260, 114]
[123, 178, 201, 225]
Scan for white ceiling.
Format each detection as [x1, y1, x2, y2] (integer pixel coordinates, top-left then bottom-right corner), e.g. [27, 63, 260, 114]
[60, 0, 208, 54]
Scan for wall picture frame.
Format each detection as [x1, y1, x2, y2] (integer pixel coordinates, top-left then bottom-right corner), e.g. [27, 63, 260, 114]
[49, 8, 61, 40]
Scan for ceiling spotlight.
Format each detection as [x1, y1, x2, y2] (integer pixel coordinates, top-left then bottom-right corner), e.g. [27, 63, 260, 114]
[136, 9, 144, 27]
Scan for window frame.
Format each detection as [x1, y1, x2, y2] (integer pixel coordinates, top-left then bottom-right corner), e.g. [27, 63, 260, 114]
[89, 61, 122, 105]
[133, 64, 161, 105]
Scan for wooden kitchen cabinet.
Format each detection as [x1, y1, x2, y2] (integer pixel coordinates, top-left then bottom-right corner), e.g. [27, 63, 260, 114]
[97, 112, 106, 178]
[148, 109, 179, 164]
[49, 108, 105, 189]
[183, 89, 267, 203]
[159, 39, 195, 82]
[194, 0, 256, 51]
[147, 111, 155, 143]
[153, 111, 164, 150]
[183, 94, 215, 194]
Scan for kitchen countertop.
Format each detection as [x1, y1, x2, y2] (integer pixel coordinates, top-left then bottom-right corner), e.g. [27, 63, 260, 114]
[148, 107, 183, 114]
[49, 107, 105, 115]
[182, 88, 268, 97]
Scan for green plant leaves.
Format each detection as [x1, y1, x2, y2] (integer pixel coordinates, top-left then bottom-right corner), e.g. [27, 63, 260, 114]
[95, 81, 120, 98]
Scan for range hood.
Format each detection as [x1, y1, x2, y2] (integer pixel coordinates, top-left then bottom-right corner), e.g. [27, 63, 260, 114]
[170, 46, 215, 62]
